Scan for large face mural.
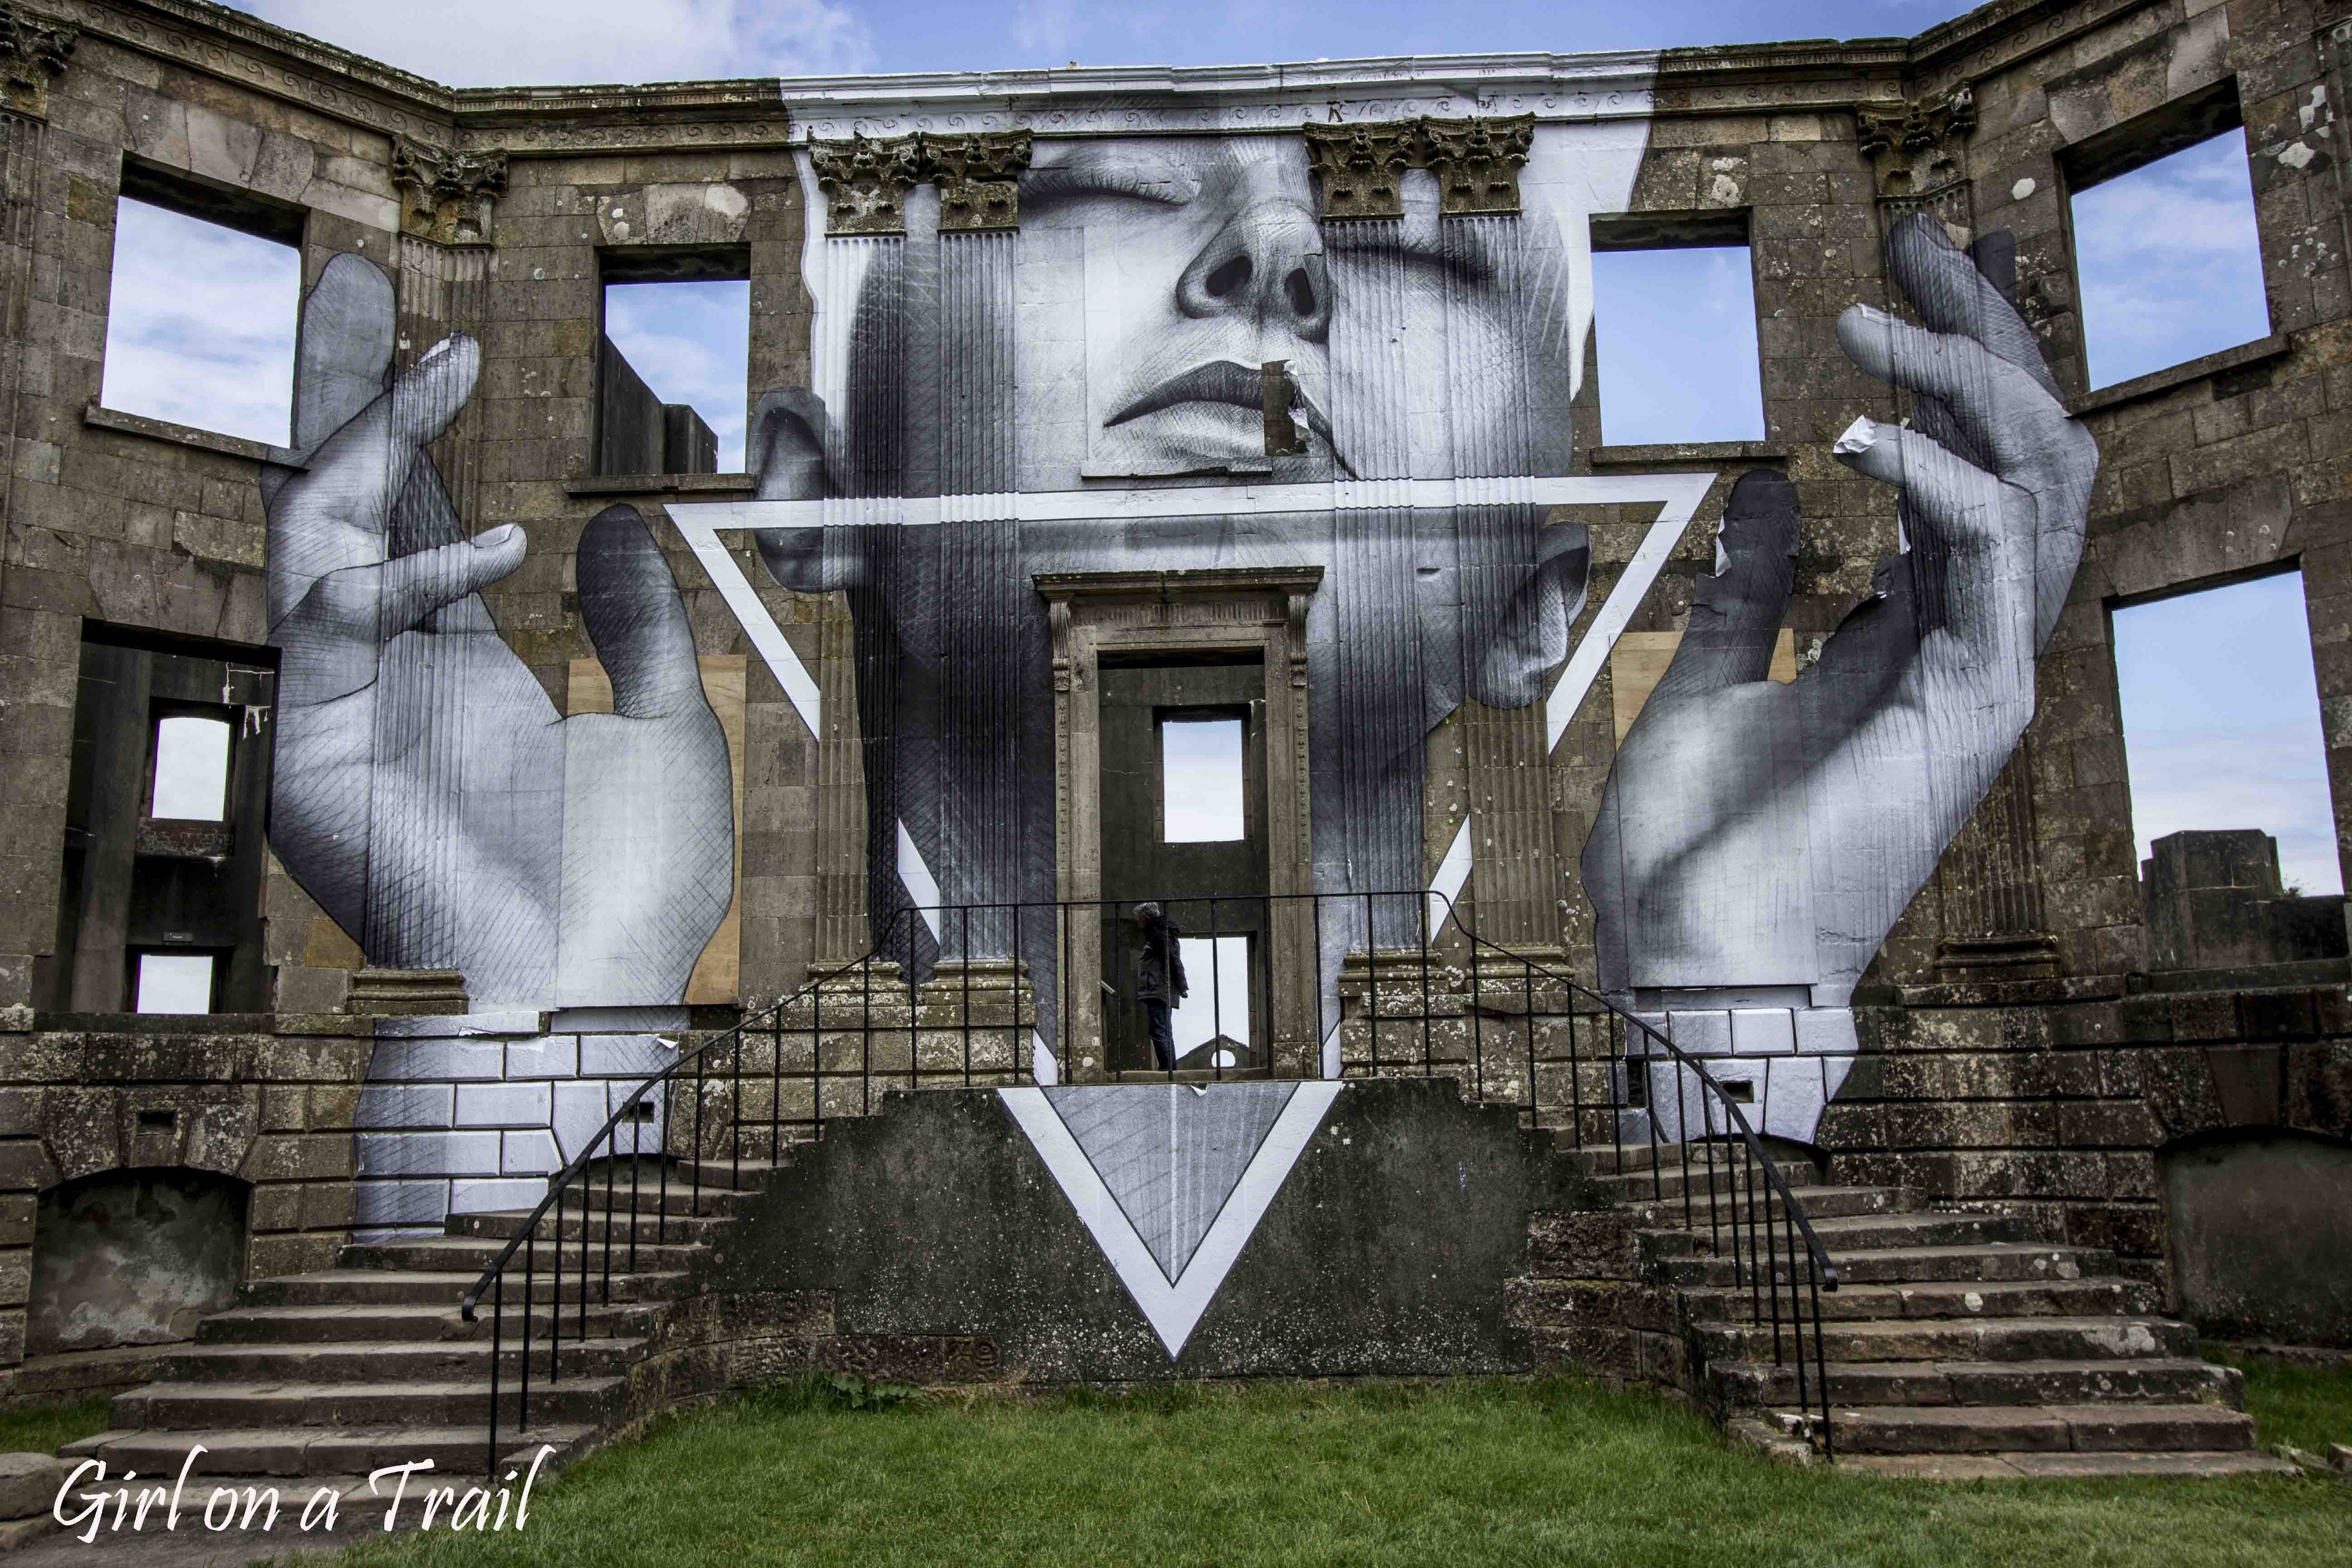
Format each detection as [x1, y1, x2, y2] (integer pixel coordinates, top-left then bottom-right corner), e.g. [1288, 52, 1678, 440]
[261, 107, 2096, 1147]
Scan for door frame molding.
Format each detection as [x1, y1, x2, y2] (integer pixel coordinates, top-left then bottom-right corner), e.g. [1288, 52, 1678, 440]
[1036, 566, 1321, 1079]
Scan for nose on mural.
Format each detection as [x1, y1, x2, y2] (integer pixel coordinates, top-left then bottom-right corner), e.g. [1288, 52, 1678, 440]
[1176, 203, 1331, 340]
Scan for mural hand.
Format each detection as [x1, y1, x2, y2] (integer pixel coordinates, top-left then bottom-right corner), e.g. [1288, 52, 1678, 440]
[266, 335, 505, 705]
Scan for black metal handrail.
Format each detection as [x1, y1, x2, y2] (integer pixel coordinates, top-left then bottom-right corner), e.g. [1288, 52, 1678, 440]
[454, 888, 1838, 1465]
[1437, 924, 1839, 1454]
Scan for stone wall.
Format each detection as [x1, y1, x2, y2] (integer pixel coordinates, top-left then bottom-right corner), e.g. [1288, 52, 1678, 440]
[0, 1015, 371, 1387]
[0, 0, 2345, 1383]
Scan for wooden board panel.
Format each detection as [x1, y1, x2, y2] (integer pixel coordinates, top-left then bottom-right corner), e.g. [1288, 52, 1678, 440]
[568, 654, 748, 1006]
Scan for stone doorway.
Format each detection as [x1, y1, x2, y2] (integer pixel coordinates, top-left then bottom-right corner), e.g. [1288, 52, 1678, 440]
[1039, 568, 1321, 1080]
[1097, 658, 1271, 1073]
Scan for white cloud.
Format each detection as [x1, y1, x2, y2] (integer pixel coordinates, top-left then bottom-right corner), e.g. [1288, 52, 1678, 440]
[100, 199, 299, 447]
[2073, 128, 2271, 389]
[604, 280, 751, 470]
[239, 0, 875, 86]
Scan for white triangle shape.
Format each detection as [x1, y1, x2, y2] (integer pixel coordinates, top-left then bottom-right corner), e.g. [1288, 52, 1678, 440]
[1000, 1082, 1344, 1358]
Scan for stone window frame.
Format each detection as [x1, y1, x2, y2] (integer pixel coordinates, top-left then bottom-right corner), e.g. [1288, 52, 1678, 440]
[2053, 76, 2274, 402]
[1584, 207, 1769, 451]
[594, 241, 755, 481]
[96, 156, 310, 451]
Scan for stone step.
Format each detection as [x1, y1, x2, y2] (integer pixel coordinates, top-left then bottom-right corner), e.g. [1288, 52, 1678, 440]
[1618, 1185, 1924, 1226]
[1556, 1141, 1753, 1176]
[447, 1207, 727, 1245]
[1709, 1356, 2245, 1411]
[1657, 1242, 2121, 1289]
[1813, 1402, 2257, 1456]
[1682, 1276, 2157, 1324]
[243, 1269, 688, 1309]
[1697, 1314, 2193, 1366]
[153, 1338, 648, 1384]
[113, 1376, 627, 1432]
[1835, 1450, 2301, 1479]
[59, 1425, 594, 1480]
[197, 1302, 662, 1346]
[340, 1236, 703, 1275]
[1730, 1210, 2037, 1254]
[650, 1155, 790, 1192]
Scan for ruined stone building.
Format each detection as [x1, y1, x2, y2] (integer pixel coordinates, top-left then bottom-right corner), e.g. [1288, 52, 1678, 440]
[0, 0, 2345, 1476]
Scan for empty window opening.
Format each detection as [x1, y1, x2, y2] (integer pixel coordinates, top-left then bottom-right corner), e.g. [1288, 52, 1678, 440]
[1160, 715, 1245, 842]
[148, 714, 231, 821]
[600, 276, 750, 474]
[134, 951, 215, 1014]
[101, 195, 299, 446]
[45, 626, 278, 1016]
[1590, 214, 1765, 447]
[2112, 570, 2339, 896]
[1172, 934, 1253, 1060]
[2070, 125, 2268, 389]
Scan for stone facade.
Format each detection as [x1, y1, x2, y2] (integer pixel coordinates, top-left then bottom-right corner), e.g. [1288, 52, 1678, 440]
[0, 0, 2346, 1386]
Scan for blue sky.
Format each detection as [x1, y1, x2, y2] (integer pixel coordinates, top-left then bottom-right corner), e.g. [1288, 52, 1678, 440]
[105, 3, 2329, 900]
[2071, 128, 2271, 390]
[238, 2, 1988, 85]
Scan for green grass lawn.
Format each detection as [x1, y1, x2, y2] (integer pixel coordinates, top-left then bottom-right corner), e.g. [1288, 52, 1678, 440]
[333, 1371, 2351, 1568]
[2205, 1343, 2352, 1457]
[0, 1397, 108, 1458]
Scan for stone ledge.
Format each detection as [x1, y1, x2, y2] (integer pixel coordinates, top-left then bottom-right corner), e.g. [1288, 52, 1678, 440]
[565, 472, 756, 499]
[82, 404, 305, 468]
[2068, 334, 2293, 418]
[1587, 440, 1789, 467]
[1864, 973, 2129, 1008]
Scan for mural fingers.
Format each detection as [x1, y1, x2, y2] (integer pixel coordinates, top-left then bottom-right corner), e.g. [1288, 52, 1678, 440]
[374, 525, 528, 637]
[749, 387, 834, 502]
[1832, 416, 2003, 549]
[1654, 469, 1799, 701]
[1883, 212, 2059, 400]
[1835, 304, 2046, 471]
[577, 505, 708, 721]
[292, 252, 397, 451]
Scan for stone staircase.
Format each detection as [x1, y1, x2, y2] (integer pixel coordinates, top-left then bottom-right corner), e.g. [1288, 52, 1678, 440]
[50, 1108, 2295, 1490]
[58, 1154, 787, 1490]
[1563, 1140, 2295, 1477]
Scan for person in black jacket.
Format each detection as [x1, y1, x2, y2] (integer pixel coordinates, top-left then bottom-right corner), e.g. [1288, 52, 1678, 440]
[1130, 902, 1188, 1071]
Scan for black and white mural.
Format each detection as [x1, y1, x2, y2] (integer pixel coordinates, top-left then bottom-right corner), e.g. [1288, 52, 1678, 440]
[260, 87, 2095, 1242]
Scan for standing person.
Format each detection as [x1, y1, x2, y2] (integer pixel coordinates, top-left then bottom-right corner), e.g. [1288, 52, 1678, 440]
[1131, 903, 1189, 1072]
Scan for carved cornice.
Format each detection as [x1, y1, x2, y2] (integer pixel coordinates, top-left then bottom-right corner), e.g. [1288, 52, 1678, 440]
[1856, 85, 1976, 201]
[810, 132, 921, 235]
[1301, 122, 1418, 219]
[0, 3, 75, 118]
[919, 129, 1031, 232]
[811, 129, 1035, 235]
[1303, 113, 1534, 220]
[1421, 113, 1533, 216]
[389, 136, 507, 244]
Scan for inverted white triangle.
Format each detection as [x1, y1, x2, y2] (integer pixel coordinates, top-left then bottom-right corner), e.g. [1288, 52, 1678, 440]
[1000, 1083, 1344, 1357]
